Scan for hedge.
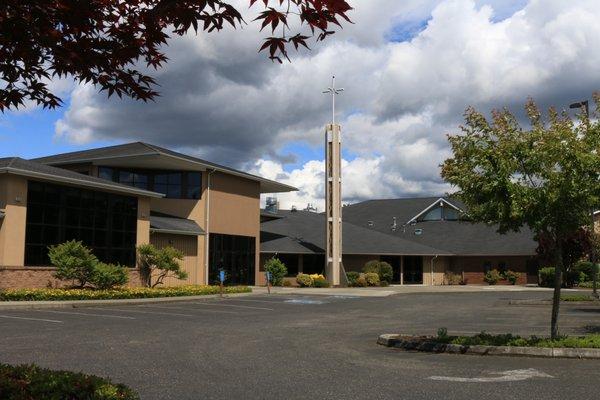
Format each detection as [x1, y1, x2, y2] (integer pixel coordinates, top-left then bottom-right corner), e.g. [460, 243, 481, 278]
[0, 285, 251, 301]
[0, 363, 138, 400]
[436, 331, 600, 349]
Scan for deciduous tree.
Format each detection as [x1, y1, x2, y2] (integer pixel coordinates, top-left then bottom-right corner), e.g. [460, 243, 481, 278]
[0, 0, 352, 110]
[441, 96, 600, 339]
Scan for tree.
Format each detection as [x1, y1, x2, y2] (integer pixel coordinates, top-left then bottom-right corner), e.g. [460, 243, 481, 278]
[49, 240, 99, 288]
[441, 96, 600, 339]
[0, 0, 352, 111]
[137, 244, 187, 288]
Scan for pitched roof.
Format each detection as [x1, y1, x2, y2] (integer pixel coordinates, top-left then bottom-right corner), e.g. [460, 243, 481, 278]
[343, 198, 537, 256]
[150, 213, 205, 236]
[260, 210, 449, 255]
[0, 157, 163, 198]
[32, 142, 297, 194]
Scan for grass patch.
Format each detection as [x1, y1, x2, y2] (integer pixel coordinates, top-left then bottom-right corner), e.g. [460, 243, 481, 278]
[561, 294, 597, 302]
[0, 285, 251, 301]
[0, 363, 138, 399]
[435, 331, 600, 349]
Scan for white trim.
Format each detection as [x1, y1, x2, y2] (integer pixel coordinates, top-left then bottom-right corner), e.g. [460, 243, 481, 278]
[406, 198, 463, 224]
[0, 167, 164, 198]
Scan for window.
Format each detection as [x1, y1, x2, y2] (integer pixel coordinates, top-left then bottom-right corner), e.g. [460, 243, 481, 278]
[498, 261, 507, 274]
[275, 254, 299, 276]
[25, 181, 138, 267]
[97, 167, 201, 199]
[209, 234, 255, 285]
[483, 261, 492, 273]
[419, 203, 461, 221]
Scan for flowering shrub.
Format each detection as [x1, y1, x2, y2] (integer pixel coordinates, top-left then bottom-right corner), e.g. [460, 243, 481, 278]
[354, 275, 368, 287]
[0, 285, 251, 301]
[484, 269, 502, 285]
[296, 273, 313, 287]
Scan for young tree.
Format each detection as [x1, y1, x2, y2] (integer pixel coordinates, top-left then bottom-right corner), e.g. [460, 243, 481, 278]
[49, 240, 99, 288]
[0, 0, 352, 111]
[137, 244, 187, 288]
[441, 96, 600, 339]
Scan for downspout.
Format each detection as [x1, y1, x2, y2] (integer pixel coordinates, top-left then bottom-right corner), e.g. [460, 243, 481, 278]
[430, 255, 439, 286]
[204, 169, 216, 284]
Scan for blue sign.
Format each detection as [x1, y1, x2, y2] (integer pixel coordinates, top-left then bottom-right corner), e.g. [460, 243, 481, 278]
[266, 271, 272, 282]
[219, 270, 226, 283]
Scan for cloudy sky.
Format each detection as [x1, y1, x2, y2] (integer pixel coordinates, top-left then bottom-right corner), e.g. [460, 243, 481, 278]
[1, 0, 599, 210]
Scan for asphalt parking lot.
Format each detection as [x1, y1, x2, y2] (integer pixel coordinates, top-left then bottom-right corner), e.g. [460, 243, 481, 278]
[1, 291, 599, 399]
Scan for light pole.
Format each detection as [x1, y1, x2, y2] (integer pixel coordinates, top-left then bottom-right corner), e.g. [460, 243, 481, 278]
[570, 100, 598, 299]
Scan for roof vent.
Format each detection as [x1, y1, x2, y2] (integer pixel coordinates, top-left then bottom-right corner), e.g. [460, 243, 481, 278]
[291, 205, 297, 212]
[367, 220, 374, 227]
[414, 228, 423, 236]
[391, 217, 397, 232]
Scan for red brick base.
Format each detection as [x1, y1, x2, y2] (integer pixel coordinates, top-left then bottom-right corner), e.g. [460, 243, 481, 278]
[0, 267, 143, 290]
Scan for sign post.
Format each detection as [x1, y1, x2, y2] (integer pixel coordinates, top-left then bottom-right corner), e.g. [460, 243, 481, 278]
[219, 270, 226, 298]
[266, 271, 272, 295]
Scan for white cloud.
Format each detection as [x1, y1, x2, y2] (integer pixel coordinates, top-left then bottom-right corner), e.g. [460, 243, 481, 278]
[52, 0, 600, 208]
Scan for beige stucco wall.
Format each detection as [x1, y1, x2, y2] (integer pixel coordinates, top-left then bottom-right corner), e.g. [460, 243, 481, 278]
[0, 174, 27, 266]
[150, 232, 201, 286]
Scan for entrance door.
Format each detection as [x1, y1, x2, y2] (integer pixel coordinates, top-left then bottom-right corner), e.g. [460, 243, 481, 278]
[403, 256, 423, 284]
[209, 233, 256, 285]
[380, 256, 402, 283]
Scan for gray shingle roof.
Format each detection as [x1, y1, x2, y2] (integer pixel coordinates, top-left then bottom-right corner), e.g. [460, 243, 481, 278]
[260, 210, 449, 255]
[150, 213, 205, 236]
[0, 210, 4, 219]
[32, 142, 297, 194]
[261, 197, 538, 257]
[0, 157, 163, 198]
[343, 198, 537, 256]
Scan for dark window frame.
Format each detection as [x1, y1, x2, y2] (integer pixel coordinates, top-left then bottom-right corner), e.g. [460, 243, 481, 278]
[25, 181, 138, 267]
[98, 167, 202, 200]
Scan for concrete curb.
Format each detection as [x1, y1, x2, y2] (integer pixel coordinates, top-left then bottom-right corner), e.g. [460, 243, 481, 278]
[0, 291, 256, 311]
[377, 334, 600, 359]
[509, 299, 600, 306]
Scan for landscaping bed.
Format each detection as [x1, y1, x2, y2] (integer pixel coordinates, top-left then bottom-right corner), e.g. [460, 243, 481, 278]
[0, 285, 251, 301]
[378, 331, 600, 359]
[0, 363, 138, 400]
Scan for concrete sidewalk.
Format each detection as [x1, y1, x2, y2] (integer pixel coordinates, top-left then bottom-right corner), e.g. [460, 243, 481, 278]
[250, 284, 586, 297]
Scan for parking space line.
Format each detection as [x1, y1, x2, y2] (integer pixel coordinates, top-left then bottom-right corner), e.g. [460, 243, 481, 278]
[85, 307, 195, 317]
[38, 310, 136, 320]
[191, 301, 275, 311]
[138, 305, 239, 314]
[0, 314, 63, 323]
[223, 298, 291, 304]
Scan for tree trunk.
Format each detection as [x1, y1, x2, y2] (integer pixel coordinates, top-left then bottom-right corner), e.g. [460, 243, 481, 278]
[550, 243, 563, 340]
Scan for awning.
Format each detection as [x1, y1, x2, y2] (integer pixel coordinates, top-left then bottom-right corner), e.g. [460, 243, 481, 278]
[150, 214, 205, 236]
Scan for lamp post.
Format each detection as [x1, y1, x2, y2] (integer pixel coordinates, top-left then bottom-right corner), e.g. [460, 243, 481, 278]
[570, 100, 598, 299]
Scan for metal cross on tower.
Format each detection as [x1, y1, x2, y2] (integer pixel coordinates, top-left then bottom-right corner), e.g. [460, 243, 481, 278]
[322, 76, 345, 286]
[323, 76, 344, 125]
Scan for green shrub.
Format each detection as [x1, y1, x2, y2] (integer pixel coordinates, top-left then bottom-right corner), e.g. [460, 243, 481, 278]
[539, 267, 556, 287]
[355, 275, 368, 287]
[0, 285, 251, 301]
[296, 273, 312, 287]
[379, 280, 389, 287]
[49, 240, 98, 288]
[445, 272, 462, 285]
[282, 280, 292, 287]
[263, 257, 287, 286]
[0, 363, 139, 400]
[364, 272, 380, 286]
[483, 269, 501, 285]
[137, 244, 187, 288]
[312, 276, 330, 288]
[346, 271, 360, 286]
[567, 261, 597, 286]
[444, 332, 600, 349]
[363, 260, 393, 283]
[90, 263, 129, 290]
[504, 270, 520, 285]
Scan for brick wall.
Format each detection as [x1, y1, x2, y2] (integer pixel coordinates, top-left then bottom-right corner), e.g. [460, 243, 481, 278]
[0, 267, 143, 290]
[448, 256, 532, 285]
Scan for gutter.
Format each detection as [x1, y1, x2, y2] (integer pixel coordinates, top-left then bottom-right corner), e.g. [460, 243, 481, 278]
[205, 169, 216, 284]
[150, 228, 205, 236]
[430, 255, 439, 286]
